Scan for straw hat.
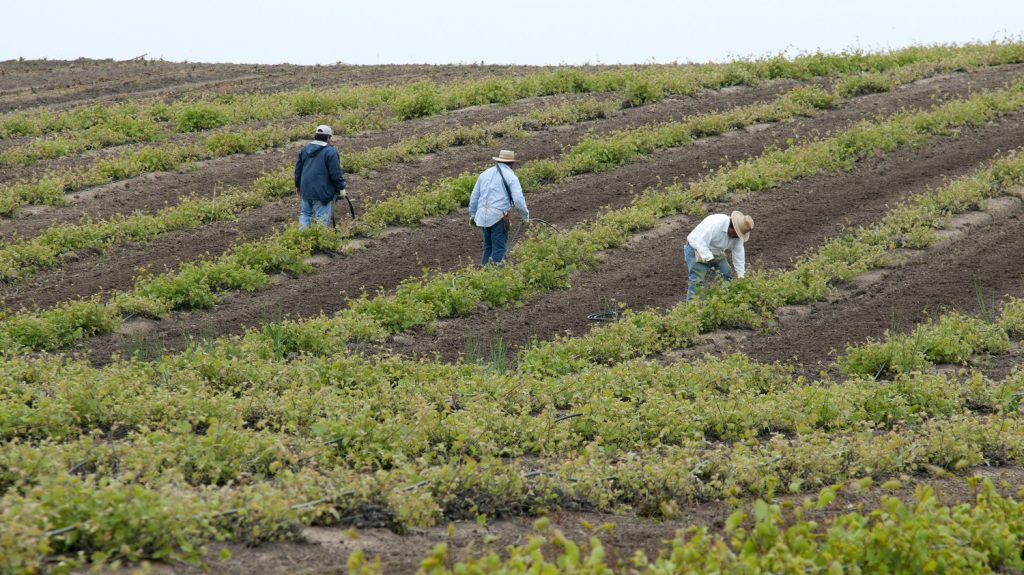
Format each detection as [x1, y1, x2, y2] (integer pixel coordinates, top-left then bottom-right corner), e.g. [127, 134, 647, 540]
[731, 211, 754, 242]
[492, 149, 516, 163]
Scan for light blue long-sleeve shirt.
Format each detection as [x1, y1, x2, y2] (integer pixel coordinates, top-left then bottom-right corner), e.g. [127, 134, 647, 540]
[468, 164, 529, 227]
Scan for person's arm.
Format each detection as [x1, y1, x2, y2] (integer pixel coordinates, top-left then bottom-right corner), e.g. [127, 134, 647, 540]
[731, 241, 746, 278]
[327, 148, 346, 195]
[293, 151, 304, 193]
[468, 173, 483, 221]
[508, 171, 529, 220]
[688, 220, 715, 263]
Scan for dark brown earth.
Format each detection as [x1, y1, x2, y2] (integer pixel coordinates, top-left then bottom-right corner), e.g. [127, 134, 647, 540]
[0, 59, 588, 113]
[377, 111, 1024, 365]
[0, 80, 805, 311]
[60, 63, 1024, 362]
[87, 466, 1024, 575]
[13, 59, 1024, 575]
[734, 203, 1024, 374]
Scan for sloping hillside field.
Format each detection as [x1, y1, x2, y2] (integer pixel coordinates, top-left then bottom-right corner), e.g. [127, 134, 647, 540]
[5, 47, 1024, 573]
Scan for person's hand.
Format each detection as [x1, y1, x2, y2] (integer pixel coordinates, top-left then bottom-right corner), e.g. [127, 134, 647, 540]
[339, 190, 347, 198]
[295, 187, 301, 196]
[469, 218, 476, 227]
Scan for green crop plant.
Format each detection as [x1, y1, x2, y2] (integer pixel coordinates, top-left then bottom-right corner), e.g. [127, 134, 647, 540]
[4, 40, 1023, 160]
[999, 297, 1024, 339]
[519, 146, 1024, 377]
[367, 481, 1024, 574]
[6, 78, 1024, 356]
[841, 310, 1013, 377]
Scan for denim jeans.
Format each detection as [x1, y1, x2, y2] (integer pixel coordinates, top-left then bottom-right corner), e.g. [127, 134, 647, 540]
[299, 198, 336, 229]
[481, 220, 509, 265]
[684, 243, 732, 302]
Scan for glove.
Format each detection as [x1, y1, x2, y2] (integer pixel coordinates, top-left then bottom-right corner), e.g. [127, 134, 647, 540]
[698, 252, 715, 264]
[469, 218, 476, 227]
[338, 190, 347, 198]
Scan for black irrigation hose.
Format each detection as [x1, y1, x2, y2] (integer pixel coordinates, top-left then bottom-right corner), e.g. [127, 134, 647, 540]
[587, 310, 624, 322]
[507, 217, 562, 251]
[40, 467, 573, 541]
[329, 196, 357, 229]
[343, 196, 357, 220]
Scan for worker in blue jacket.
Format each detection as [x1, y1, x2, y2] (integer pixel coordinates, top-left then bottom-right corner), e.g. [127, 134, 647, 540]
[294, 125, 346, 229]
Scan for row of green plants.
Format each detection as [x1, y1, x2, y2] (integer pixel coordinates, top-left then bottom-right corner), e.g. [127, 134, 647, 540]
[1, 261, 1022, 569]
[0, 84, 840, 350]
[5, 189, 1024, 571]
[6, 287, 1019, 475]
[6, 38, 1020, 252]
[0, 68, 616, 169]
[0, 97, 614, 285]
[840, 300, 1024, 377]
[6, 40, 1023, 148]
[207, 81, 1024, 376]
[0, 40, 964, 225]
[0, 94, 616, 217]
[516, 139, 1024, 377]
[0, 44, 1006, 283]
[3, 328, 1018, 472]
[4, 76, 1023, 356]
[381, 480, 1024, 574]
[0, 108, 388, 216]
[5, 386, 1024, 571]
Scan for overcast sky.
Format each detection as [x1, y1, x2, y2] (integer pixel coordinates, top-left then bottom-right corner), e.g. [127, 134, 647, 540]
[3, 0, 1023, 65]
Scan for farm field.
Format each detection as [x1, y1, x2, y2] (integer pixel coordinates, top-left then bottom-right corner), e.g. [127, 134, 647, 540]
[4, 44, 1024, 573]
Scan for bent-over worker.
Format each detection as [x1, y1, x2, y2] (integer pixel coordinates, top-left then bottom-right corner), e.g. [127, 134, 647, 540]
[468, 150, 529, 265]
[294, 124, 346, 229]
[684, 210, 754, 302]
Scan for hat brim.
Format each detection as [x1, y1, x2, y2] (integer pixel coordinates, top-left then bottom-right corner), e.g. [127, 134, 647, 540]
[731, 211, 751, 242]
[492, 157, 515, 163]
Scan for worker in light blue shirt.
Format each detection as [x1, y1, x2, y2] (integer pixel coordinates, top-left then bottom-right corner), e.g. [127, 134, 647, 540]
[468, 150, 529, 265]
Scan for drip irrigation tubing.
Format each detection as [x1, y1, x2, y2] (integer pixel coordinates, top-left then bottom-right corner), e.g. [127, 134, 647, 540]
[40, 466, 586, 541]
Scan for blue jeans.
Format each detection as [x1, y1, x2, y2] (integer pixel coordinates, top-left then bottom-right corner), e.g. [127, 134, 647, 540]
[481, 220, 509, 265]
[684, 243, 732, 302]
[299, 198, 336, 229]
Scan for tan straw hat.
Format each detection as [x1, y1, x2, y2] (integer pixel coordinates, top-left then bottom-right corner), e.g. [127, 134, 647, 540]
[492, 149, 516, 163]
[731, 210, 754, 242]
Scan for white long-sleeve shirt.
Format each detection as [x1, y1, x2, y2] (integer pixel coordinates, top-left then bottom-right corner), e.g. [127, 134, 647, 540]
[686, 214, 746, 277]
[468, 164, 529, 227]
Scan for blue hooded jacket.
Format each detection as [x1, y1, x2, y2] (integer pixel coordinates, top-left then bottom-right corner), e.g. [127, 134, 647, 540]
[294, 142, 346, 203]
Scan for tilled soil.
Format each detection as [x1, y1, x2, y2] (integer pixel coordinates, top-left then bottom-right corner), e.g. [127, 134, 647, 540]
[377, 111, 1024, 364]
[2, 80, 808, 307]
[733, 203, 1024, 374]
[0, 91, 628, 238]
[0, 60, 561, 112]
[69, 65, 1024, 362]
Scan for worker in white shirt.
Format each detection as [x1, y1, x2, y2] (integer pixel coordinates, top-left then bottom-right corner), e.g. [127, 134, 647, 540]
[683, 211, 754, 302]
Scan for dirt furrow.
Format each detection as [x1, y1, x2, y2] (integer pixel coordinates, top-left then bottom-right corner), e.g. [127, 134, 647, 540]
[0, 62, 552, 113]
[2, 81, 811, 309]
[77, 74, 1024, 362]
[0, 91, 632, 236]
[732, 199, 1024, 375]
[366, 110, 1024, 364]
